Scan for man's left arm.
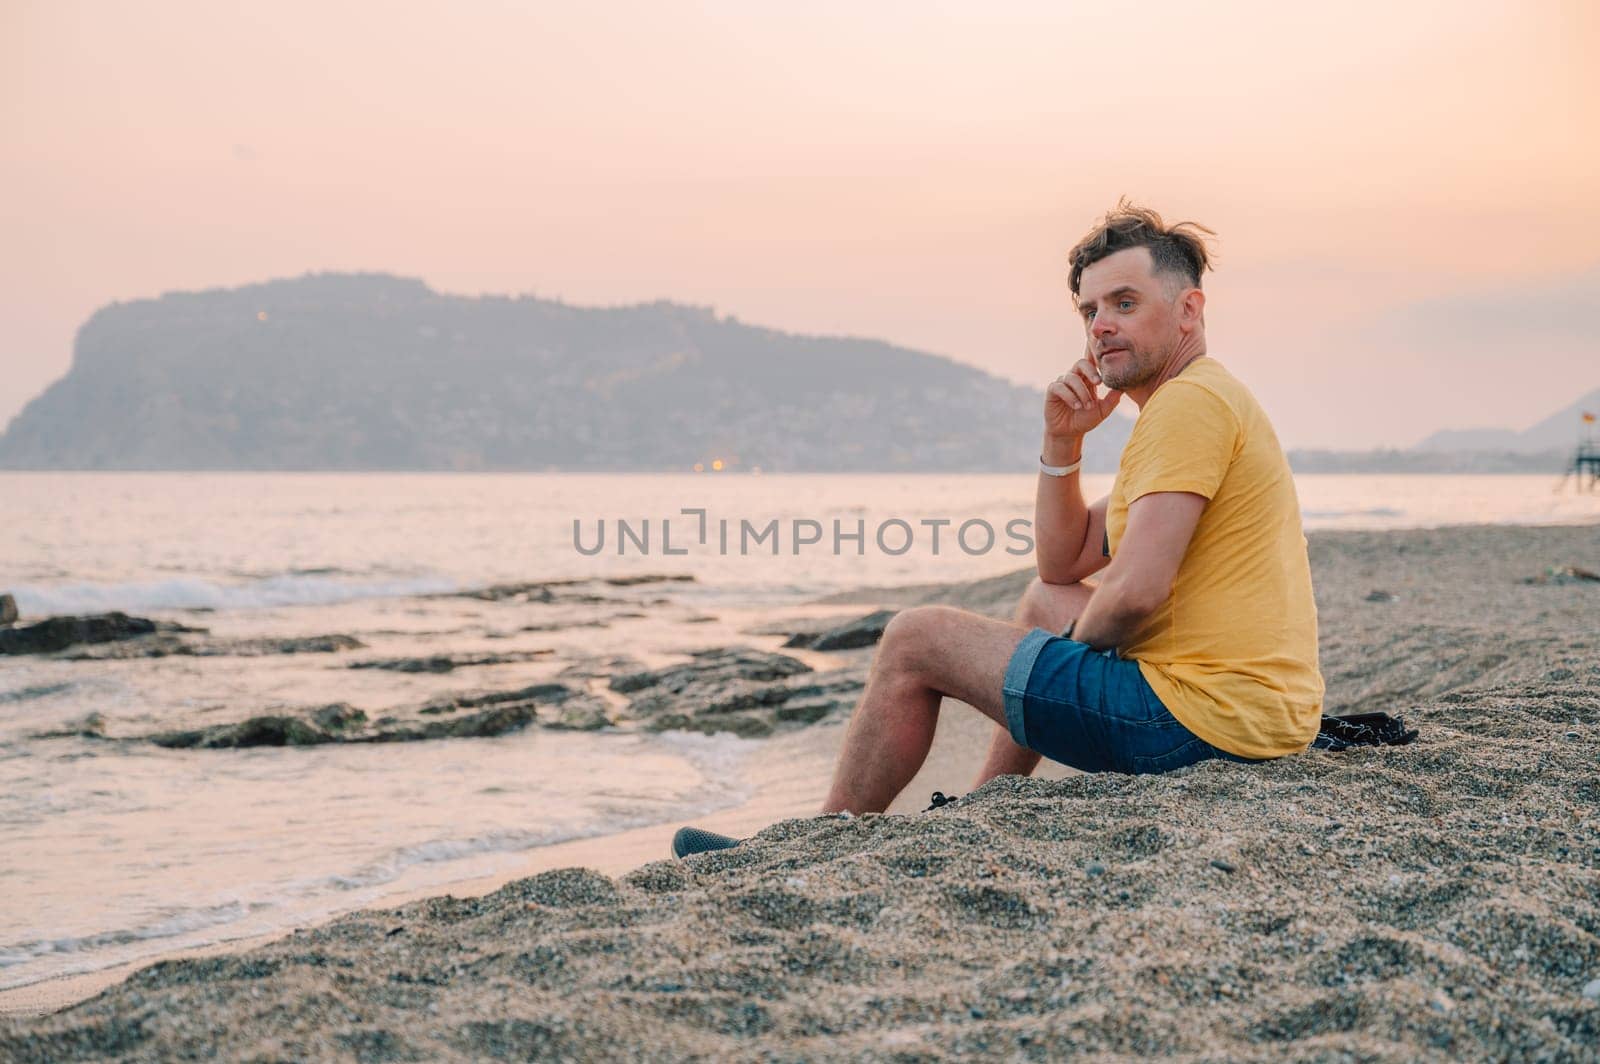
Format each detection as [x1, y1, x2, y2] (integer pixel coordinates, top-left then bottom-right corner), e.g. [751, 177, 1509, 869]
[1070, 491, 1207, 651]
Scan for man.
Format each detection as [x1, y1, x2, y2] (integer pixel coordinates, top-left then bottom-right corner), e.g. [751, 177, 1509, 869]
[815, 201, 1324, 815]
[672, 202, 1323, 855]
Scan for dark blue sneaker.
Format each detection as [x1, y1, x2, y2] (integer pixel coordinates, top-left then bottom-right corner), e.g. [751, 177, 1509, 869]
[671, 826, 741, 859]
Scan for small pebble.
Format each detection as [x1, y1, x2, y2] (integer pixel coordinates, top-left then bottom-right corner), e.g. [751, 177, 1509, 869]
[1085, 862, 1106, 877]
[1582, 977, 1600, 1001]
[1209, 859, 1236, 873]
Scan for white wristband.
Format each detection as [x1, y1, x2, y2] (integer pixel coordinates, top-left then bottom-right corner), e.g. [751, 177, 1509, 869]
[1039, 454, 1083, 477]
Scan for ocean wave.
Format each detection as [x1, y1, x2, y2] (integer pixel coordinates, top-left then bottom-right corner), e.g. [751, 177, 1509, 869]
[1301, 506, 1405, 520]
[0, 900, 267, 975]
[0, 682, 76, 704]
[8, 572, 462, 616]
[323, 827, 622, 892]
[321, 733, 755, 893]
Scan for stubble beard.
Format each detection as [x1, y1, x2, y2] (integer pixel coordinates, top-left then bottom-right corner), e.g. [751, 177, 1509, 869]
[1099, 343, 1163, 392]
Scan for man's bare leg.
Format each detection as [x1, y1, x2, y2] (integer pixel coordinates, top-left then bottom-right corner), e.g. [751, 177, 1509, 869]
[820, 605, 1030, 815]
[969, 577, 1096, 789]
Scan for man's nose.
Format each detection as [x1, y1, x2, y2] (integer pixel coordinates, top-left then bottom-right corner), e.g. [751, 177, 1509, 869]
[1091, 315, 1116, 339]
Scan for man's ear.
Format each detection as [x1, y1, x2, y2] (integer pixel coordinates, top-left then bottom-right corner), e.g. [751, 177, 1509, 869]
[1178, 287, 1206, 332]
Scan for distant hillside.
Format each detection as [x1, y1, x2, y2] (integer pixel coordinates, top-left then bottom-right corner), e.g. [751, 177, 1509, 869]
[0, 273, 1131, 473]
[1288, 385, 1597, 474]
[1412, 387, 1600, 454]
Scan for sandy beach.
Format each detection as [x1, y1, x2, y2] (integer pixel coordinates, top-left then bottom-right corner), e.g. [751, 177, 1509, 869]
[3, 520, 1597, 1060]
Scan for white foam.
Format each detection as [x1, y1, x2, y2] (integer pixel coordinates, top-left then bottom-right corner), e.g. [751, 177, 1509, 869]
[317, 734, 757, 892]
[0, 901, 264, 973]
[1302, 506, 1405, 520]
[10, 572, 462, 616]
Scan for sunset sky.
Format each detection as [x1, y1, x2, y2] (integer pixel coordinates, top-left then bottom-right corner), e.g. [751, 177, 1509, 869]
[4, 0, 1596, 448]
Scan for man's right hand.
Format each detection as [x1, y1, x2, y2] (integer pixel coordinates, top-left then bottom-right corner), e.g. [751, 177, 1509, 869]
[1044, 358, 1123, 442]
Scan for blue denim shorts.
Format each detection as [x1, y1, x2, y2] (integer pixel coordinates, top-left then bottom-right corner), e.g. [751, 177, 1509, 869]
[1002, 627, 1262, 774]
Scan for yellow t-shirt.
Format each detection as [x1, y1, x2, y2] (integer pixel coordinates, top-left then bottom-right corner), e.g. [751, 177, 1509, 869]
[1105, 357, 1323, 759]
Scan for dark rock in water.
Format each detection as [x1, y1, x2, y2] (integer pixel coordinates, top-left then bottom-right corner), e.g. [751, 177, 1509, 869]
[542, 694, 615, 731]
[611, 646, 812, 695]
[371, 703, 540, 742]
[0, 593, 17, 626]
[518, 619, 611, 633]
[418, 683, 572, 716]
[773, 698, 840, 725]
[611, 646, 862, 737]
[743, 615, 843, 639]
[406, 684, 609, 733]
[31, 712, 107, 740]
[648, 711, 776, 739]
[604, 574, 694, 587]
[311, 704, 368, 732]
[60, 632, 363, 660]
[557, 655, 647, 683]
[151, 714, 334, 749]
[443, 573, 692, 602]
[144, 682, 603, 749]
[347, 649, 554, 673]
[0, 612, 196, 656]
[784, 609, 897, 651]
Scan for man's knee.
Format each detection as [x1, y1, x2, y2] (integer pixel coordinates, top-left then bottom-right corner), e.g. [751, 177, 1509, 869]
[876, 605, 962, 678]
[1014, 576, 1058, 627]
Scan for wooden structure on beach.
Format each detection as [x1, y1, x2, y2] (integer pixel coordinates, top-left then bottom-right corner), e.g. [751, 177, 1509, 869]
[1553, 412, 1598, 493]
[1571, 442, 1600, 492]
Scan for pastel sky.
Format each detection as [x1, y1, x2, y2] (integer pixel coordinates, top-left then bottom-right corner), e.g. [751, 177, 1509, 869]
[4, 0, 1597, 448]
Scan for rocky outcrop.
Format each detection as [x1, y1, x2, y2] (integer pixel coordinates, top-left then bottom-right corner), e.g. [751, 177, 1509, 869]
[145, 682, 612, 749]
[557, 655, 647, 683]
[782, 609, 897, 651]
[62, 632, 365, 660]
[610, 646, 863, 738]
[0, 612, 200, 656]
[348, 650, 554, 673]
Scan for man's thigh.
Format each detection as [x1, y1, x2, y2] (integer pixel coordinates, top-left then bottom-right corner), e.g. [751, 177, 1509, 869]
[886, 606, 1030, 727]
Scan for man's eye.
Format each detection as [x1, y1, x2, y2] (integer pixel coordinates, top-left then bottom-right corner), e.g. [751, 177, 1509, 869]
[1085, 309, 1097, 321]
[1118, 300, 1134, 311]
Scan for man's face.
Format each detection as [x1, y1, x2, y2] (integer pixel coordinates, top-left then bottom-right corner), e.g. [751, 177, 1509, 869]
[1075, 247, 1184, 392]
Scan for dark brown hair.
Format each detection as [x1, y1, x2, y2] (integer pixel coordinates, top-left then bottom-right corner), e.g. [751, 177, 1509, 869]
[1068, 199, 1215, 298]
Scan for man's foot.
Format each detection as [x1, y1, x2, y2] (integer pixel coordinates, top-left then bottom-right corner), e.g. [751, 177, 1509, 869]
[671, 826, 741, 859]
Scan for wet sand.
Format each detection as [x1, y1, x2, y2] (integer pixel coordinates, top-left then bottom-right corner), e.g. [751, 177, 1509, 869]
[3, 522, 1597, 1060]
